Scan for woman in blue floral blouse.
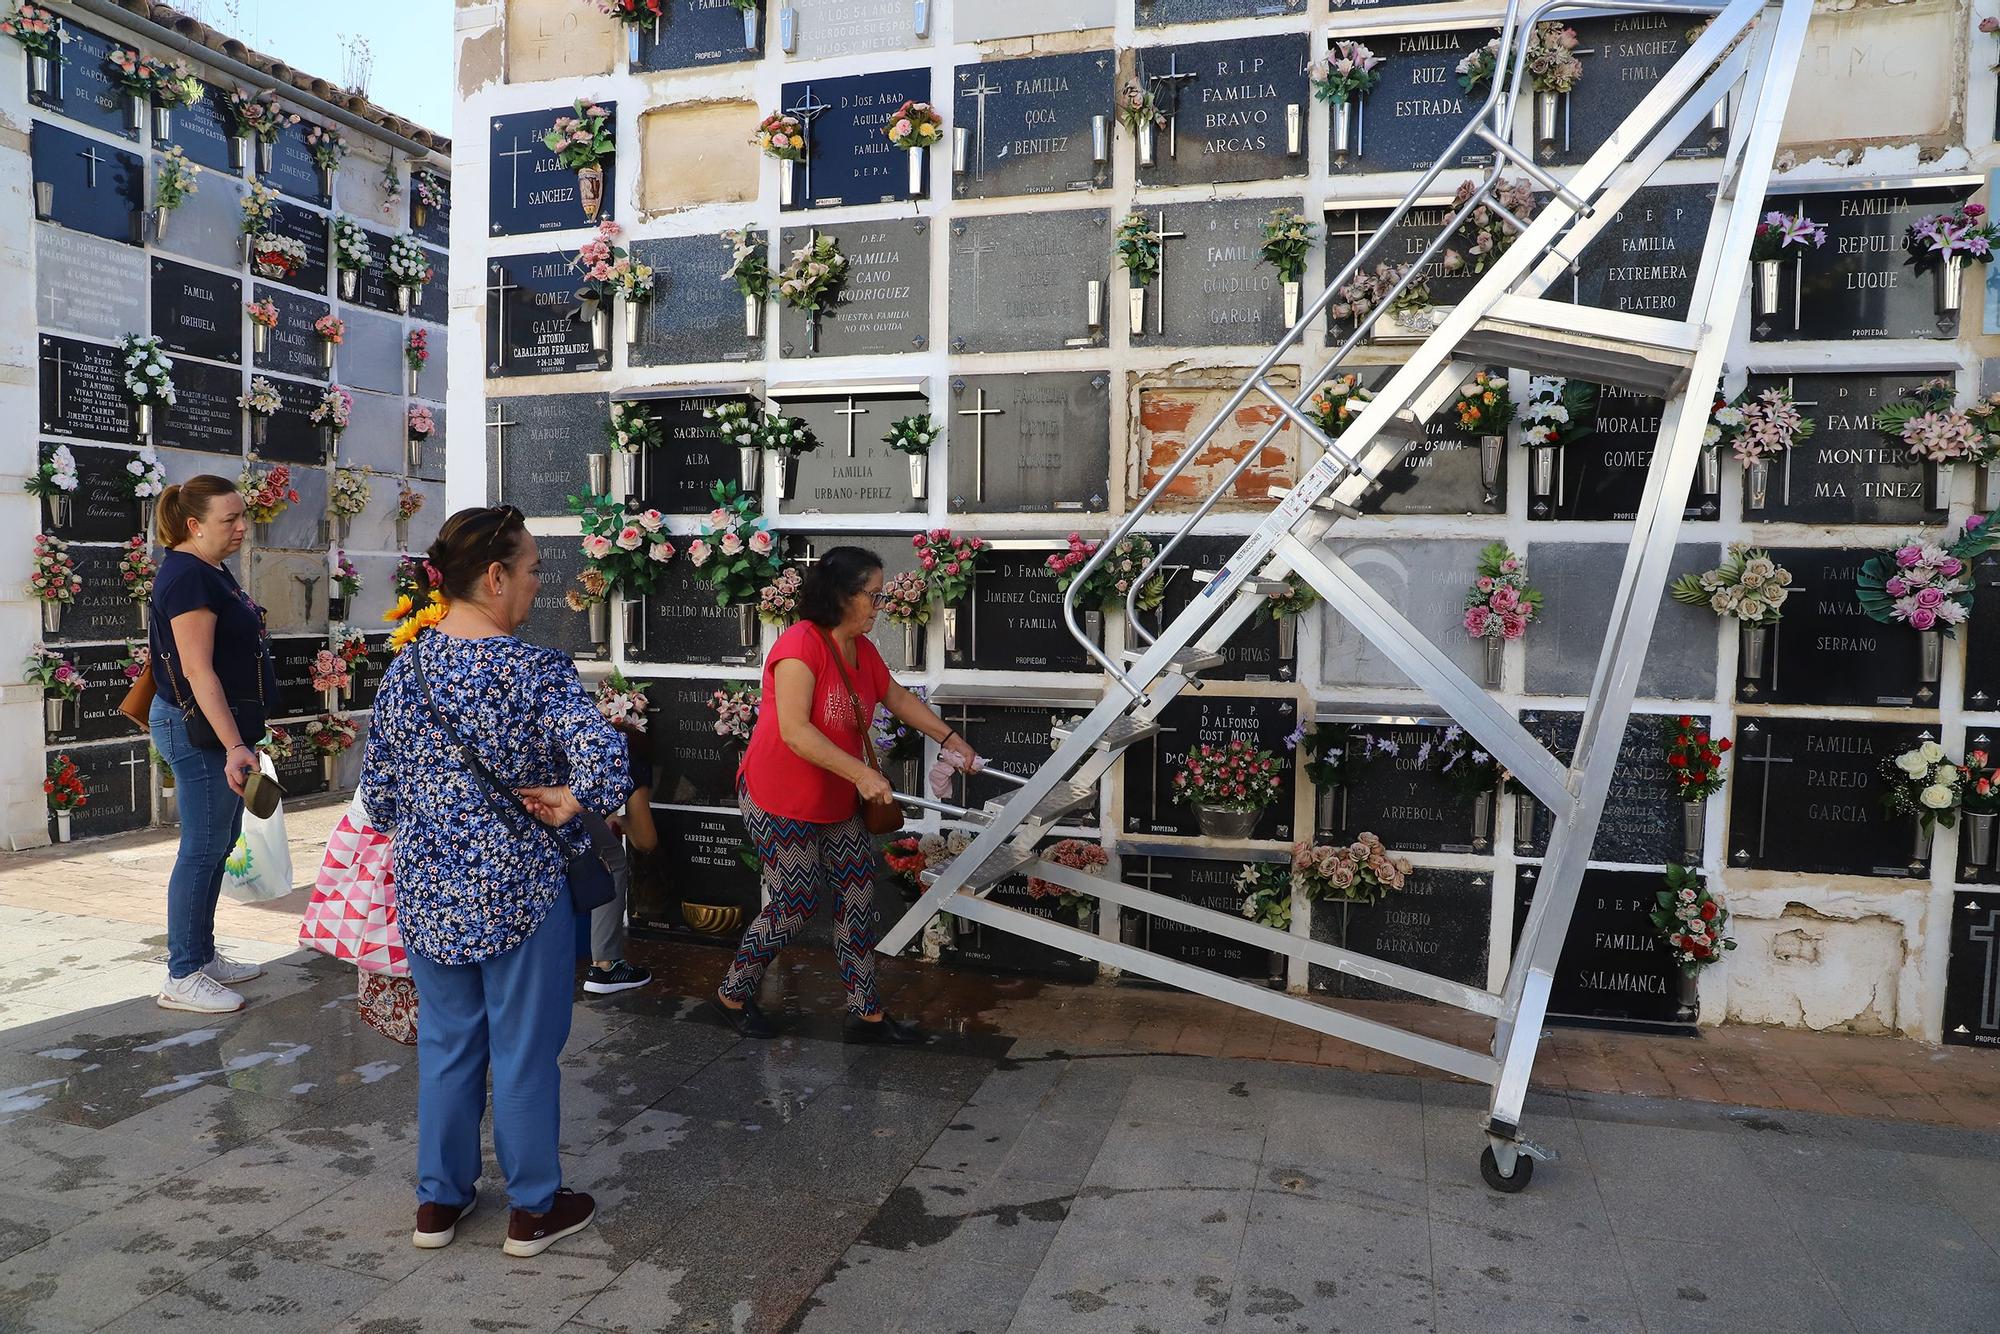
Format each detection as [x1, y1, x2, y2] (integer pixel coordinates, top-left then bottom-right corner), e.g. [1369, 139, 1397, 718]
[360, 505, 631, 1260]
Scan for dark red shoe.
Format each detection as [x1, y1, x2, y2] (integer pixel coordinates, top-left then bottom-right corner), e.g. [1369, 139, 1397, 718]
[503, 1188, 595, 1257]
[411, 1191, 474, 1249]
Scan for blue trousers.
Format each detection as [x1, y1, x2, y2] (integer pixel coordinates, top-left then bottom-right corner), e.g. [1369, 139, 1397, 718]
[150, 701, 245, 979]
[407, 902, 575, 1215]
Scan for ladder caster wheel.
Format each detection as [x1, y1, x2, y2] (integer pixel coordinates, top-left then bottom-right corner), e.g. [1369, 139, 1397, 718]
[1480, 1145, 1534, 1194]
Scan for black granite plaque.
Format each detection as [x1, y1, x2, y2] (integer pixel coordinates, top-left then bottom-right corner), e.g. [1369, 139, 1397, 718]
[1551, 15, 1717, 169]
[1138, 0, 1305, 24]
[1744, 371, 1942, 526]
[347, 635, 391, 711]
[946, 372, 1112, 515]
[30, 120, 142, 247]
[268, 731, 328, 799]
[161, 79, 239, 174]
[488, 252, 606, 378]
[351, 219, 406, 317]
[1309, 867, 1491, 1002]
[1520, 711, 1685, 865]
[47, 543, 142, 643]
[151, 257, 242, 365]
[1750, 546, 1927, 708]
[516, 540, 603, 661]
[783, 69, 930, 210]
[265, 199, 330, 295]
[1324, 721, 1484, 854]
[778, 388, 927, 515]
[155, 356, 242, 455]
[1727, 717, 1929, 877]
[48, 443, 145, 544]
[1954, 729, 2000, 884]
[635, 0, 762, 71]
[1755, 185, 1974, 343]
[254, 375, 330, 466]
[1124, 692, 1298, 841]
[270, 635, 326, 718]
[50, 740, 151, 841]
[941, 865, 1097, 982]
[1943, 891, 2000, 1048]
[253, 283, 331, 383]
[1558, 184, 1714, 321]
[628, 392, 758, 514]
[952, 50, 1114, 200]
[958, 545, 1096, 673]
[630, 807, 761, 941]
[1136, 536, 1288, 682]
[1538, 384, 1711, 523]
[1333, 28, 1493, 174]
[55, 644, 145, 745]
[1513, 867, 1687, 1029]
[630, 233, 764, 367]
[1323, 202, 1482, 346]
[1967, 555, 2000, 711]
[642, 679, 745, 808]
[776, 219, 930, 359]
[1361, 381, 1508, 515]
[39, 334, 130, 443]
[264, 117, 328, 207]
[415, 245, 448, 325]
[934, 698, 1096, 829]
[30, 20, 138, 142]
[490, 391, 608, 518]
[946, 208, 1110, 355]
[1135, 34, 1310, 188]
[488, 103, 616, 236]
[628, 557, 762, 667]
[1124, 854, 1267, 981]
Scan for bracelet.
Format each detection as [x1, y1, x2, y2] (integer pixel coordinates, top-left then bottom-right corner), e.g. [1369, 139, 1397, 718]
[938, 729, 958, 747]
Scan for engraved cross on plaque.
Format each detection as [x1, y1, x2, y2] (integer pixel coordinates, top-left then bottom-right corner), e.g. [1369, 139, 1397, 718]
[120, 749, 150, 813]
[1147, 53, 1199, 159]
[1138, 719, 1185, 826]
[39, 289, 67, 325]
[1970, 905, 2000, 1032]
[957, 72, 1004, 179]
[956, 386, 1002, 503]
[784, 85, 832, 200]
[486, 265, 520, 371]
[494, 132, 537, 211]
[1730, 723, 1790, 864]
[76, 143, 106, 189]
[833, 397, 869, 459]
[486, 400, 518, 499]
[1152, 210, 1186, 335]
[44, 339, 87, 412]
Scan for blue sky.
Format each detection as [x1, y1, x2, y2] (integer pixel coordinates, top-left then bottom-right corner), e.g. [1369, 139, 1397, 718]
[189, 0, 453, 133]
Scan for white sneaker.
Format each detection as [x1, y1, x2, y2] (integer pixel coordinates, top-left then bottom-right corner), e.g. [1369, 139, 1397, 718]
[202, 952, 264, 986]
[158, 970, 245, 1013]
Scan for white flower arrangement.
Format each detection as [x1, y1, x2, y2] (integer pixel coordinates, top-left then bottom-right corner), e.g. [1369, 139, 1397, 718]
[385, 234, 430, 290]
[119, 334, 176, 407]
[332, 216, 375, 272]
[123, 446, 166, 500]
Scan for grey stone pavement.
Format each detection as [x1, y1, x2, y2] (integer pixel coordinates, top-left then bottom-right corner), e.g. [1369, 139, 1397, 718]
[0, 895, 1996, 1334]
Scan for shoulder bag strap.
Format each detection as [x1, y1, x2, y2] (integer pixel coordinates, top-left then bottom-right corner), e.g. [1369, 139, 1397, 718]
[410, 636, 559, 853]
[815, 625, 884, 781]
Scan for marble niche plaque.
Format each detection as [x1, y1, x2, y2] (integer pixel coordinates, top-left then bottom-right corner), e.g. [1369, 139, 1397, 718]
[628, 556, 764, 667]
[410, 171, 452, 247]
[334, 310, 407, 395]
[1319, 720, 1484, 854]
[1124, 691, 1299, 842]
[631, 809, 762, 941]
[630, 391, 760, 513]
[1318, 537, 1487, 690]
[31, 120, 142, 247]
[1942, 892, 2000, 1049]
[160, 78, 239, 175]
[946, 372, 1112, 515]
[1539, 384, 1712, 523]
[772, 387, 927, 516]
[30, 19, 138, 142]
[1957, 729, 2000, 883]
[641, 679, 744, 807]
[40, 334, 130, 443]
[1360, 369, 1508, 516]
[265, 200, 331, 295]
[352, 220, 409, 317]
[1557, 184, 1715, 322]
[1513, 867, 1684, 1029]
[777, 219, 930, 359]
[51, 645, 145, 746]
[1323, 202, 1481, 347]
[1754, 185, 1973, 342]
[488, 252, 606, 378]
[952, 51, 1115, 201]
[337, 389, 409, 477]
[1311, 868, 1491, 1002]
[1520, 711, 1687, 866]
[783, 532, 926, 675]
[634, 0, 762, 71]
[629, 232, 764, 368]
[51, 741, 152, 841]
[1727, 717, 1929, 878]
[254, 552, 331, 635]
[44, 443, 147, 545]
[1122, 853, 1270, 983]
[787, 0, 930, 63]
[1749, 546, 1930, 708]
[957, 544, 1095, 673]
[516, 539, 602, 661]
[35, 224, 145, 343]
[263, 118, 329, 208]
[489, 391, 608, 517]
[1133, 33, 1311, 190]
[414, 245, 449, 326]
[948, 209, 1109, 355]
[1742, 371, 1943, 526]
[1331, 27, 1493, 175]
[939, 853, 1096, 983]
[1135, 535, 1289, 683]
[1145, 197, 1299, 348]
[154, 357, 243, 455]
[257, 467, 329, 550]
[1547, 15, 1719, 169]
[1965, 555, 2000, 711]
[1524, 541, 1717, 700]
[1138, 0, 1305, 25]
[933, 698, 1096, 829]
[153, 164, 250, 273]
[782, 68, 931, 211]
[254, 375, 332, 468]
[48, 543, 143, 644]
[151, 257, 243, 365]
[488, 104, 617, 237]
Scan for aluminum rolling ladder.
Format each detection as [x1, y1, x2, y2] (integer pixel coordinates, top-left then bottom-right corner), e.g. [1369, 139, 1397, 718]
[880, 0, 1814, 1191]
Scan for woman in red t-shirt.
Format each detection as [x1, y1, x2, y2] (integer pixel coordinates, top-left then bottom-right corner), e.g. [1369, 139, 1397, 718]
[715, 547, 975, 1043]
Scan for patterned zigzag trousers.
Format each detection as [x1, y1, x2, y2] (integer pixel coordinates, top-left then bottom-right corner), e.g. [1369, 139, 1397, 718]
[721, 781, 882, 1017]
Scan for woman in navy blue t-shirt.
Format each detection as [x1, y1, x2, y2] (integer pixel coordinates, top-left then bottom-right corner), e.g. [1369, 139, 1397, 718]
[148, 475, 280, 1015]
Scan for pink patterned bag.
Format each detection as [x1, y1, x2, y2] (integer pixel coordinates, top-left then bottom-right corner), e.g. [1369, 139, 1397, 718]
[299, 795, 408, 977]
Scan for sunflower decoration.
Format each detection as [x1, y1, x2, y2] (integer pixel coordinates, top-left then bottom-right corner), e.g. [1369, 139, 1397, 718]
[385, 555, 448, 654]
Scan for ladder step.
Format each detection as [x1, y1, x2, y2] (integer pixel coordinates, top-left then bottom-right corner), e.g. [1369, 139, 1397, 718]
[925, 842, 1037, 895]
[1121, 646, 1227, 676]
[1268, 485, 1363, 519]
[1051, 715, 1160, 754]
[1376, 410, 1429, 443]
[1460, 295, 1703, 398]
[986, 781, 1098, 825]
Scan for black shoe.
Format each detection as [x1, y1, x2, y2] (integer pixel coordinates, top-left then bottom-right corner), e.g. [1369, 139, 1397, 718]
[583, 961, 652, 995]
[712, 992, 777, 1039]
[845, 1013, 925, 1046]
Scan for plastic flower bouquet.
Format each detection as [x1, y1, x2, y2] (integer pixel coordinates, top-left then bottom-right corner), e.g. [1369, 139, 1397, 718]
[755, 111, 807, 161]
[309, 648, 351, 694]
[912, 529, 985, 606]
[1749, 206, 1827, 262]
[25, 444, 78, 503]
[25, 645, 83, 702]
[1661, 716, 1732, 802]
[1238, 862, 1295, 930]
[1258, 207, 1317, 284]
[722, 227, 774, 300]
[1453, 176, 1537, 273]
[776, 234, 847, 313]
[1708, 386, 1812, 465]
[122, 446, 166, 503]
[120, 335, 176, 407]
[396, 485, 425, 522]
[543, 99, 614, 169]
[883, 413, 938, 456]
[687, 483, 783, 608]
[609, 401, 663, 455]
[1856, 515, 2000, 638]
[1526, 22, 1583, 93]
[406, 328, 429, 373]
[884, 101, 943, 150]
[29, 533, 82, 606]
[1651, 864, 1736, 975]
[1047, 533, 1167, 614]
[1452, 370, 1515, 435]
[118, 534, 156, 602]
[757, 565, 803, 626]
[594, 668, 651, 730]
[1669, 545, 1794, 626]
[1291, 832, 1412, 905]
[304, 712, 361, 758]
[1025, 838, 1108, 919]
[314, 315, 346, 347]
[1174, 740, 1284, 814]
[1462, 542, 1541, 643]
[1875, 377, 1981, 467]
[1310, 40, 1384, 105]
[1307, 373, 1374, 437]
[304, 123, 345, 172]
[329, 468, 370, 519]
[239, 376, 282, 418]
[407, 405, 435, 439]
[1906, 203, 2000, 266]
[1884, 739, 1963, 837]
[386, 234, 431, 294]
[707, 683, 760, 744]
[1520, 375, 1595, 447]
[246, 297, 279, 330]
[311, 384, 353, 437]
[239, 465, 299, 526]
[332, 216, 374, 271]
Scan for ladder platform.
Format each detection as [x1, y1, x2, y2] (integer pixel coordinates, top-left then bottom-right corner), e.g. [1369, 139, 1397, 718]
[923, 842, 1037, 895]
[1051, 715, 1160, 753]
[986, 782, 1098, 826]
[1121, 646, 1227, 676]
[1458, 296, 1703, 398]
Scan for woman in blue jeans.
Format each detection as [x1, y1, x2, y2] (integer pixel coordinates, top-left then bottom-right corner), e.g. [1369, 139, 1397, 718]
[149, 476, 279, 1015]
[361, 505, 630, 1259]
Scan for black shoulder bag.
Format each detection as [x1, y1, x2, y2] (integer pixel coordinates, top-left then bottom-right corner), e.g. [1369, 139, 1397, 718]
[411, 638, 618, 914]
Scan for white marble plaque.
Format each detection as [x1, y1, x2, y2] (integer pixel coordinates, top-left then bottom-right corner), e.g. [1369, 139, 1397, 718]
[152, 170, 250, 274]
[956, 0, 1114, 41]
[35, 224, 147, 343]
[791, 0, 927, 61]
[1317, 537, 1488, 689]
[252, 550, 331, 634]
[335, 310, 408, 395]
[339, 388, 408, 475]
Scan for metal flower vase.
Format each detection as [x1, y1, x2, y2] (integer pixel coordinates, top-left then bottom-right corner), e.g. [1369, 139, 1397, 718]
[1936, 254, 1965, 317]
[317, 164, 333, 196]
[1266, 950, 1288, 991]
[1137, 120, 1156, 168]
[779, 159, 797, 208]
[1753, 259, 1781, 318]
[626, 22, 643, 64]
[321, 754, 339, 788]
[1276, 615, 1297, 662]
[743, 3, 760, 46]
[49, 492, 72, 529]
[41, 600, 62, 635]
[1471, 790, 1494, 852]
[1482, 634, 1503, 688]
[407, 435, 424, 472]
[405, 362, 420, 396]
[623, 598, 646, 652]
[777, 452, 800, 499]
[1128, 286, 1147, 336]
[137, 601, 148, 633]
[1747, 457, 1771, 511]
[586, 452, 610, 495]
[1330, 99, 1355, 161]
[140, 497, 154, 534]
[150, 206, 170, 244]
[1675, 971, 1699, 1023]
[396, 284, 414, 314]
[615, 450, 637, 498]
[1967, 811, 1997, 872]
[577, 163, 604, 222]
[322, 687, 341, 714]
[44, 695, 67, 734]
[942, 605, 962, 654]
[1931, 461, 1954, 510]
[1982, 460, 2000, 513]
[1513, 791, 1538, 852]
[230, 134, 249, 171]
[1282, 280, 1302, 326]
[1315, 785, 1339, 835]
[125, 93, 146, 135]
[320, 338, 336, 370]
[744, 293, 764, 338]
[1533, 90, 1561, 147]
[34, 180, 53, 218]
[29, 53, 52, 96]
[1480, 435, 1504, 494]
[906, 146, 925, 199]
[55, 810, 72, 844]
[251, 413, 269, 448]
[339, 268, 359, 301]
[1698, 443, 1720, 497]
[256, 138, 275, 176]
[902, 621, 923, 664]
[1738, 620, 1770, 678]
[912, 0, 929, 38]
[587, 600, 610, 653]
[1082, 609, 1104, 647]
[1918, 628, 1942, 690]
[1194, 804, 1258, 840]
[623, 296, 644, 347]
[1681, 800, 1705, 864]
[908, 454, 928, 500]
[133, 403, 153, 441]
[1531, 444, 1558, 501]
[584, 298, 609, 352]
[152, 104, 172, 142]
[1914, 819, 1932, 865]
[738, 446, 762, 492]
[736, 603, 759, 650]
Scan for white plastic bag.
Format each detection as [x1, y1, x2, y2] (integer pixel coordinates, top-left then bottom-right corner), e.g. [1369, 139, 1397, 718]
[223, 754, 294, 903]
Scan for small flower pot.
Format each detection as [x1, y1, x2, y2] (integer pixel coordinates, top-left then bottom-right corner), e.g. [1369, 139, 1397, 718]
[902, 621, 922, 664]
[1931, 461, 1955, 510]
[779, 159, 797, 207]
[1479, 435, 1504, 495]
[623, 598, 646, 652]
[407, 435, 425, 471]
[133, 403, 153, 441]
[908, 453, 928, 500]
[34, 180, 54, 219]
[55, 810, 72, 844]
[736, 602, 759, 650]
[738, 446, 762, 492]
[397, 285, 415, 315]
[257, 138, 275, 176]
[1471, 789, 1494, 852]
[1137, 120, 1156, 168]
[1747, 457, 1771, 511]
[1330, 99, 1353, 160]
[1482, 634, 1503, 688]
[44, 695, 68, 735]
[1530, 444, 1558, 501]
[230, 134, 249, 171]
[49, 492, 72, 529]
[320, 340, 336, 370]
[1282, 279, 1302, 326]
[1682, 800, 1706, 864]
[1315, 785, 1338, 835]
[906, 145, 926, 198]
[41, 600, 62, 634]
[1918, 627, 1942, 690]
[623, 297, 645, 347]
[251, 414, 269, 448]
[150, 206, 170, 243]
[1513, 791, 1538, 852]
[1193, 804, 1259, 840]
[744, 293, 764, 338]
[1753, 259, 1782, 319]
[743, 4, 760, 46]
[29, 53, 52, 97]
[942, 605, 963, 654]
[339, 268, 359, 301]
[1267, 949, 1288, 990]
[1533, 90, 1561, 147]
[1128, 286, 1147, 336]
[1698, 442, 1720, 497]
[1276, 615, 1297, 662]
[1936, 253, 1965, 317]
[1739, 621, 1770, 678]
[577, 163, 605, 221]
[626, 22, 643, 64]
[777, 452, 800, 500]
[126, 93, 146, 135]
[587, 600, 610, 652]
[1967, 811, 1997, 871]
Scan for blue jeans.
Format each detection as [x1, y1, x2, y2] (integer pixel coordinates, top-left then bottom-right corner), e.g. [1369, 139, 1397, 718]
[151, 700, 245, 979]
[408, 902, 575, 1215]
